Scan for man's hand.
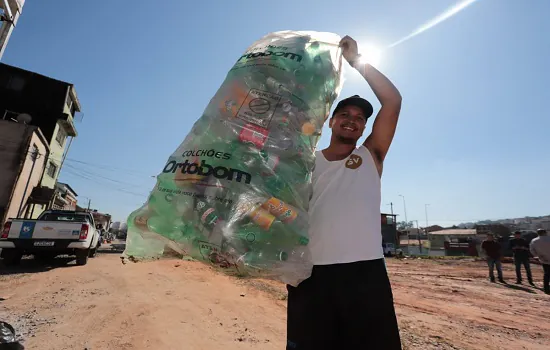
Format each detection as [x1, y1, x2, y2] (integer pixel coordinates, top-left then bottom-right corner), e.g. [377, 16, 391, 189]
[339, 36, 360, 65]
[339, 34, 402, 174]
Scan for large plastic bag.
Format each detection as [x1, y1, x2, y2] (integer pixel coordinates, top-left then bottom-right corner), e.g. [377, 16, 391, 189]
[124, 31, 343, 286]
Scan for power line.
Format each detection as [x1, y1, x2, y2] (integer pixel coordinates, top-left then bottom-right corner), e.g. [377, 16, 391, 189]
[63, 163, 147, 187]
[62, 163, 153, 196]
[64, 157, 155, 177]
[62, 167, 150, 198]
[0, 139, 152, 198]
[0, 139, 155, 178]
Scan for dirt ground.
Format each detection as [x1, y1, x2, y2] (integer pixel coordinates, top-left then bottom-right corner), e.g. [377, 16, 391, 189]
[1, 245, 549, 350]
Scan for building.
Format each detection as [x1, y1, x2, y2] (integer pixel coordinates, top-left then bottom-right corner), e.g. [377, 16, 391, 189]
[0, 63, 81, 218]
[51, 182, 78, 211]
[0, 0, 24, 59]
[0, 120, 49, 224]
[381, 213, 398, 246]
[428, 229, 478, 249]
[91, 211, 112, 231]
[530, 218, 550, 231]
[75, 205, 112, 231]
[425, 225, 444, 233]
[400, 227, 423, 238]
[475, 224, 510, 238]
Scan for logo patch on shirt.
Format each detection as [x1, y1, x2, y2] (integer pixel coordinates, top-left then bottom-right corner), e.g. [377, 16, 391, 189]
[345, 154, 362, 169]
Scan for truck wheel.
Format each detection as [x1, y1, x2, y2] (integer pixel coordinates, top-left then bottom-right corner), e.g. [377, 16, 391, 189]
[89, 247, 97, 258]
[1, 250, 23, 266]
[75, 249, 89, 266]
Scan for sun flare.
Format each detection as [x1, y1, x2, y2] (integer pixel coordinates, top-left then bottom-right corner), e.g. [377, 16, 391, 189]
[358, 44, 383, 67]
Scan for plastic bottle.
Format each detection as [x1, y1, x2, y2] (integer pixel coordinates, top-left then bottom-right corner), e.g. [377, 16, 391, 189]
[245, 250, 289, 264]
[269, 221, 309, 246]
[194, 197, 222, 231]
[239, 203, 309, 248]
[261, 197, 308, 235]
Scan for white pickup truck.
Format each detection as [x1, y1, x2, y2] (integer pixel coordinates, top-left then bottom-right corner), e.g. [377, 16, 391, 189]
[0, 210, 100, 266]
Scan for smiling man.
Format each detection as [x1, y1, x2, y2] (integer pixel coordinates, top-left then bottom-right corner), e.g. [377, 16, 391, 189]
[286, 36, 403, 350]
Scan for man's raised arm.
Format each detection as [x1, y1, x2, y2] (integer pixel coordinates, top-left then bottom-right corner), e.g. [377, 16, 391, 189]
[340, 36, 402, 165]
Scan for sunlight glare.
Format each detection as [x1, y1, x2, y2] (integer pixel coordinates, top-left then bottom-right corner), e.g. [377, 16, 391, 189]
[359, 44, 383, 67]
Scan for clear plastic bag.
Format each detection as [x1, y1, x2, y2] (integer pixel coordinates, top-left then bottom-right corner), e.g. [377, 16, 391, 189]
[124, 31, 343, 286]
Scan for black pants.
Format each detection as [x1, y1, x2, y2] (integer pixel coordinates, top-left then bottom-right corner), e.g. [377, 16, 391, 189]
[543, 264, 550, 293]
[514, 256, 532, 283]
[286, 259, 402, 350]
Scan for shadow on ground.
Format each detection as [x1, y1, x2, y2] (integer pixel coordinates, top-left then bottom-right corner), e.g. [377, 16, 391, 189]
[498, 281, 538, 294]
[96, 248, 124, 255]
[0, 256, 76, 276]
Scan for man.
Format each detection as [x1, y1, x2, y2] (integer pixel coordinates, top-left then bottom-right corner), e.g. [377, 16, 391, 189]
[509, 231, 534, 285]
[530, 229, 550, 294]
[286, 36, 402, 350]
[481, 233, 505, 283]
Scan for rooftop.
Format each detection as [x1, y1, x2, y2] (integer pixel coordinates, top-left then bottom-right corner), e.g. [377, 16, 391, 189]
[56, 182, 78, 197]
[429, 229, 477, 236]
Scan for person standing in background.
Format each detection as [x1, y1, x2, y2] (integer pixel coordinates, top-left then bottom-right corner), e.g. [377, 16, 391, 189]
[481, 233, 505, 283]
[509, 231, 534, 285]
[530, 229, 550, 294]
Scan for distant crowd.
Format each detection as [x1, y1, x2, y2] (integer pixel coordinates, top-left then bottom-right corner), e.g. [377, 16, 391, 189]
[481, 229, 550, 294]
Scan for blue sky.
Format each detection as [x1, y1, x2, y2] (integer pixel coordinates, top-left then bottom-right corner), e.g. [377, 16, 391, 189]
[3, 0, 549, 226]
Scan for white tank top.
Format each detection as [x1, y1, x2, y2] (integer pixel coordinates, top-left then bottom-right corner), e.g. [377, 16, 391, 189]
[308, 145, 383, 265]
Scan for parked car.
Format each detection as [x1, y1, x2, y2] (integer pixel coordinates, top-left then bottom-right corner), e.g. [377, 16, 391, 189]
[382, 242, 402, 257]
[0, 210, 101, 266]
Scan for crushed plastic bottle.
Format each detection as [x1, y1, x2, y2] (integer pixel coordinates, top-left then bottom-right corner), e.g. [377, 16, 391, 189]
[124, 31, 343, 286]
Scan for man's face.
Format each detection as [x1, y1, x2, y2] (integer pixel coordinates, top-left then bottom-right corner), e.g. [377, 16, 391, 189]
[329, 105, 367, 144]
[487, 235, 494, 241]
[514, 233, 521, 239]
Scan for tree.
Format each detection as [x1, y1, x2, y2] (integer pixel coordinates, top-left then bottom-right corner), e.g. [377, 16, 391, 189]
[397, 221, 414, 230]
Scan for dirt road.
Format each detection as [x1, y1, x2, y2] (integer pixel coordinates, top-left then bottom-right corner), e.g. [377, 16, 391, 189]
[1, 247, 549, 350]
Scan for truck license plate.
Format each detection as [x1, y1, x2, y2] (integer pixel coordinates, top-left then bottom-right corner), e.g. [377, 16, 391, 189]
[34, 241, 54, 247]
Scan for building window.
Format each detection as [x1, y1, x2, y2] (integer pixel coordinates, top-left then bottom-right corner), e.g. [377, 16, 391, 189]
[2, 110, 18, 121]
[66, 94, 73, 110]
[47, 162, 58, 178]
[56, 126, 66, 146]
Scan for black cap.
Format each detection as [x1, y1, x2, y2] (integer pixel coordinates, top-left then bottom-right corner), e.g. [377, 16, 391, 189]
[332, 95, 374, 120]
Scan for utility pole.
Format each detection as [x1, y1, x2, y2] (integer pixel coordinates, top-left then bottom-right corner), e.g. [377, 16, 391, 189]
[425, 204, 430, 231]
[87, 198, 91, 211]
[17, 148, 40, 217]
[414, 220, 422, 253]
[398, 195, 408, 224]
[59, 136, 74, 171]
[387, 202, 394, 215]
[399, 195, 409, 250]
